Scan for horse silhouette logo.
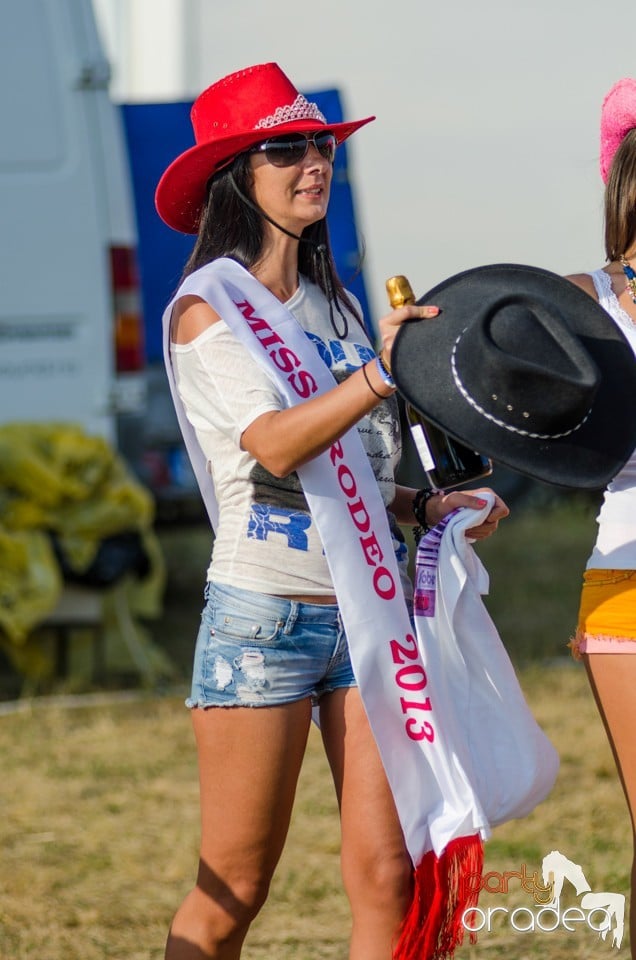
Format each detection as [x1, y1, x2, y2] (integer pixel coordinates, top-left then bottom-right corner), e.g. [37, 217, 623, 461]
[541, 850, 625, 949]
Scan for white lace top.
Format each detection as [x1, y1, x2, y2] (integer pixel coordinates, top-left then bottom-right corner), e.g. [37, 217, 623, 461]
[586, 269, 636, 569]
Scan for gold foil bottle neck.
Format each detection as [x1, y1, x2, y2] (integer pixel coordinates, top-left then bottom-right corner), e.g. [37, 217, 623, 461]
[385, 275, 416, 308]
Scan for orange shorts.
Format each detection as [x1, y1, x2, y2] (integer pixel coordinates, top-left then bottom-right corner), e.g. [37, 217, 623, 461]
[571, 569, 636, 659]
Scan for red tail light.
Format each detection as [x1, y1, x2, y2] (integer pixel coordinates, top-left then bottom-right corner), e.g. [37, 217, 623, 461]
[110, 245, 145, 372]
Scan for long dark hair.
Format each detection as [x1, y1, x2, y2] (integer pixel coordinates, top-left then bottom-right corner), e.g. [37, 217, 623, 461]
[182, 153, 363, 324]
[605, 128, 636, 261]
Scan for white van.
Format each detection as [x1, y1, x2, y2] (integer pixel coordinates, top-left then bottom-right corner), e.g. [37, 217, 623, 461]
[0, 0, 144, 458]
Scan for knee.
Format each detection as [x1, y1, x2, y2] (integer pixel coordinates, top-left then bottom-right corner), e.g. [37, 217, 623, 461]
[344, 847, 412, 912]
[168, 870, 271, 952]
[203, 871, 271, 937]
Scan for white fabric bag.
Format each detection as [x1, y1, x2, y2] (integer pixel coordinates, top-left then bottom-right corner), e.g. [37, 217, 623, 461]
[394, 498, 559, 959]
[413, 498, 559, 832]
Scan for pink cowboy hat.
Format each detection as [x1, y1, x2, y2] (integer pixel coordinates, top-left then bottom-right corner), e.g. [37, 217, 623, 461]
[155, 62, 375, 233]
[600, 77, 636, 183]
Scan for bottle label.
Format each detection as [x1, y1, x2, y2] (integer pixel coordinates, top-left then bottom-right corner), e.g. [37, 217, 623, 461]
[410, 422, 435, 472]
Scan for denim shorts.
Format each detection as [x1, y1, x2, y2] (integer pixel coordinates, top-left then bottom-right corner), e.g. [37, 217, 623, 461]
[186, 581, 357, 708]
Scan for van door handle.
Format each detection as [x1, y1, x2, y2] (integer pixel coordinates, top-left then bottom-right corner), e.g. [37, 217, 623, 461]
[74, 59, 111, 91]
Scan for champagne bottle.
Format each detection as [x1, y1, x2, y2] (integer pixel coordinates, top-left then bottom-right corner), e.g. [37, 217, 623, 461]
[385, 275, 492, 490]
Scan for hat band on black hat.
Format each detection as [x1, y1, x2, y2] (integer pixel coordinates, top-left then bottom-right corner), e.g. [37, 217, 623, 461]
[450, 335, 592, 441]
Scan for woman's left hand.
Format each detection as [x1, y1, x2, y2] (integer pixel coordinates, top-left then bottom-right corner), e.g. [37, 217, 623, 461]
[426, 488, 509, 540]
[378, 302, 441, 369]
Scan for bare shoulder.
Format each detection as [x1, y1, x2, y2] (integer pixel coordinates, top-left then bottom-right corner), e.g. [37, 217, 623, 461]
[564, 273, 598, 301]
[170, 294, 221, 344]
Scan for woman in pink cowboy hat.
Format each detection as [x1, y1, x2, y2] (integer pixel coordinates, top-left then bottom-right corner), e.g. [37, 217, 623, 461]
[155, 61, 508, 960]
[568, 77, 636, 958]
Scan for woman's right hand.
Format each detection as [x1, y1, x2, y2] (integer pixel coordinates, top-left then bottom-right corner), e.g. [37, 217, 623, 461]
[377, 303, 440, 370]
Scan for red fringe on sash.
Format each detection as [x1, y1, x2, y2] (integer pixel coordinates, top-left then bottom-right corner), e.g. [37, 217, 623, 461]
[392, 834, 484, 960]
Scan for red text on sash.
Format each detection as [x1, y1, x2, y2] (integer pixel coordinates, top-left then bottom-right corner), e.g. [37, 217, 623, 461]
[235, 299, 318, 399]
[328, 439, 436, 743]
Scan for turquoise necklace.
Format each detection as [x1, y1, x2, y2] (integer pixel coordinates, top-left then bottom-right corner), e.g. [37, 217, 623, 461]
[619, 255, 636, 305]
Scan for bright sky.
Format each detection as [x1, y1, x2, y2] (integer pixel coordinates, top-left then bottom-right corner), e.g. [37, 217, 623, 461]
[95, 0, 636, 323]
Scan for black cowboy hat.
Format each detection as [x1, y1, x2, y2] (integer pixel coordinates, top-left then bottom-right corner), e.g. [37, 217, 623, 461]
[391, 263, 636, 489]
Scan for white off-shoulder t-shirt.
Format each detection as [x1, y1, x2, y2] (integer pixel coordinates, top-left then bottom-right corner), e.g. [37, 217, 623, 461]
[170, 273, 411, 597]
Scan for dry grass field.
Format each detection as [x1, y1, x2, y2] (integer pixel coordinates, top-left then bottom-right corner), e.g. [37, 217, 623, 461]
[1, 495, 631, 959]
[0, 666, 631, 958]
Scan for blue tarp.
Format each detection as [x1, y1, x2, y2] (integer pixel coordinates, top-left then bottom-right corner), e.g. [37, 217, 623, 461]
[120, 90, 372, 363]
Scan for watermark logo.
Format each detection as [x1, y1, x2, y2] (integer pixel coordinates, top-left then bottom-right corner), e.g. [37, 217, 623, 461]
[462, 849, 625, 949]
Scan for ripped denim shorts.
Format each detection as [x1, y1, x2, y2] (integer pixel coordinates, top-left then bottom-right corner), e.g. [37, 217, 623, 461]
[186, 581, 357, 708]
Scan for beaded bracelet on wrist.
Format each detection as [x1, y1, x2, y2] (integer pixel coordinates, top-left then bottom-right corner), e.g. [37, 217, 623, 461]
[375, 355, 396, 390]
[412, 487, 437, 545]
[378, 349, 394, 376]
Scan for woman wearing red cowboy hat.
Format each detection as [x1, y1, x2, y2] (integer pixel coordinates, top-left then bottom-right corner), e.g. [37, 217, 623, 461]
[155, 62, 508, 960]
[567, 77, 636, 958]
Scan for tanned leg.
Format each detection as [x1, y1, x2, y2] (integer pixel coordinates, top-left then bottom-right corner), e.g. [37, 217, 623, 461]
[585, 654, 636, 958]
[165, 698, 313, 959]
[319, 688, 412, 960]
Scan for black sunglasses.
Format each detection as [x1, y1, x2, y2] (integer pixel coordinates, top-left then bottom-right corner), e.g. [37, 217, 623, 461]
[249, 131, 337, 167]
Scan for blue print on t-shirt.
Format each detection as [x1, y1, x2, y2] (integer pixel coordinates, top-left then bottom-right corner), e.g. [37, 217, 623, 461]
[247, 504, 311, 550]
[305, 332, 375, 372]
[394, 538, 409, 565]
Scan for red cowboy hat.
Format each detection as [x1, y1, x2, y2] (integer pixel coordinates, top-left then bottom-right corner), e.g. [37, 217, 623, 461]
[155, 62, 375, 234]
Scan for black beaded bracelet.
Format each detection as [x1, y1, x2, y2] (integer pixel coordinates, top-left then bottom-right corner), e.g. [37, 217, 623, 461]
[412, 487, 437, 545]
